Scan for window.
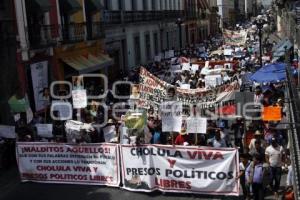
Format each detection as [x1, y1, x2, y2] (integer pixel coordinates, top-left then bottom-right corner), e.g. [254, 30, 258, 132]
[145, 34, 151, 60]
[151, 0, 156, 10]
[134, 36, 141, 64]
[154, 32, 159, 55]
[166, 32, 169, 50]
[132, 0, 137, 10]
[118, 0, 123, 10]
[104, 0, 111, 10]
[143, 0, 148, 10]
[0, 1, 4, 10]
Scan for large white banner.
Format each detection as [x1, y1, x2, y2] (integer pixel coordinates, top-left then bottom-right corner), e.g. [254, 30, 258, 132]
[30, 61, 48, 112]
[120, 145, 239, 196]
[16, 143, 120, 186]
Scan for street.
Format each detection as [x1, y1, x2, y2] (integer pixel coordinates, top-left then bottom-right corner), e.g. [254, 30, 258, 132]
[0, 167, 287, 200]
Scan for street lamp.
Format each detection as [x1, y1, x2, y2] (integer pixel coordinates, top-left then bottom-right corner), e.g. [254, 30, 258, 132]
[176, 18, 183, 50]
[252, 15, 269, 67]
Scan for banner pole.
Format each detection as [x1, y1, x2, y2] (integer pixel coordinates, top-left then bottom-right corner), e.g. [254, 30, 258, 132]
[195, 133, 198, 146]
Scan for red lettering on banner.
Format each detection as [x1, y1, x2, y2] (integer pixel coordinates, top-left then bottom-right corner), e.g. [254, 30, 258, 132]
[187, 151, 224, 160]
[167, 159, 176, 168]
[155, 177, 192, 189]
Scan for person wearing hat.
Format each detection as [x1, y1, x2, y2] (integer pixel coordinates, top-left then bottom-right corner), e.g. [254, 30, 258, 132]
[265, 137, 285, 199]
[249, 130, 266, 152]
[174, 128, 189, 145]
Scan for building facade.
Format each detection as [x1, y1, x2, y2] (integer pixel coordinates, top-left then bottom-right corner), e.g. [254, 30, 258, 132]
[102, 0, 213, 74]
[0, 0, 18, 124]
[217, 0, 254, 28]
[14, 0, 111, 113]
[272, 0, 300, 62]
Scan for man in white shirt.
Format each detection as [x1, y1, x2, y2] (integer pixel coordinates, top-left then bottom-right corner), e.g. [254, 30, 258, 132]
[265, 137, 285, 199]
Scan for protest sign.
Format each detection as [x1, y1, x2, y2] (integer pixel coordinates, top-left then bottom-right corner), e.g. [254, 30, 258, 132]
[16, 143, 120, 186]
[180, 84, 191, 90]
[30, 61, 49, 112]
[36, 124, 53, 138]
[124, 110, 147, 130]
[51, 101, 73, 120]
[103, 125, 117, 142]
[171, 65, 181, 71]
[182, 63, 190, 71]
[169, 50, 175, 58]
[205, 75, 222, 88]
[154, 55, 162, 62]
[191, 64, 199, 72]
[223, 29, 247, 46]
[72, 90, 87, 109]
[186, 117, 207, 134]
[262, 106, 282, 121]
[139, 67, 240, 109]
[0, 125, 16, 139]
[120, 145, 239, 196]
[161, 101, 182, 132]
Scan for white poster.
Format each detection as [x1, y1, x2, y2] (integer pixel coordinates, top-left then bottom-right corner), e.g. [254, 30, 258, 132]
[36, 124, 53, 138]
[30, 61, 49, 112]
[180, 84, 191, 90]
[103, 125, 116, 142]
[0, 125, 16, 139]
[51, 101, 73, 121]
[182, 63, 190, 71]
[120, 145, 239, 196]
[72, 90, 87, 109]
[186, 117, 207, 134]
[161, 101, 182, 132]
[191, 64, 199, 72]
[16, 143, 120, 186]
[205, 75, 222, 88]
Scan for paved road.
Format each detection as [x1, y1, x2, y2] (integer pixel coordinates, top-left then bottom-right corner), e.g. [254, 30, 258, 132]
[0, 167, 286, 200]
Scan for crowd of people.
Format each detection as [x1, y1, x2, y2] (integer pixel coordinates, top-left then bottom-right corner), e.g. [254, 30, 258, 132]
[0, 10, 297, 200]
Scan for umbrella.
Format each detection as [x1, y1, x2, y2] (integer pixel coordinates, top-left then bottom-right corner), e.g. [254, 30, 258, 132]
[250, 63, 286, 84]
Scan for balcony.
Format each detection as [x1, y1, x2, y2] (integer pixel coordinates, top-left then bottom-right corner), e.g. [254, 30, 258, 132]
[28, 24, 58, 49]
[103, 10, 184, 25]
[87, 22, 105, 40]
[61, 23, 86, 43]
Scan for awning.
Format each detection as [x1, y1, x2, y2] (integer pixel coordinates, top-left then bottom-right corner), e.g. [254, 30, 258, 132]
[30, 0, 51, 13]
[62, 54, 114, 74]
[60, 0, 82, 15]
[272, 38, 293, 58]
[85, 0, 103, 12]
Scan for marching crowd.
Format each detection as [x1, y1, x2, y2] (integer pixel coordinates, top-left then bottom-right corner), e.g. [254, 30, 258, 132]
[0, 12, 296, 200]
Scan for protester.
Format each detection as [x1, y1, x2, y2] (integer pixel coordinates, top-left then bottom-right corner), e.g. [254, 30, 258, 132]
[246, 154, 265, 200]
[265, 137, 285, 199]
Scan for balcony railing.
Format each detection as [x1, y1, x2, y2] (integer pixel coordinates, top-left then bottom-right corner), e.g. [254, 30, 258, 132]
[103, 10, 184, 25]
[87, 22, 105, 40]
[61, 23, 86, 43]
[28, 24, 59, 49]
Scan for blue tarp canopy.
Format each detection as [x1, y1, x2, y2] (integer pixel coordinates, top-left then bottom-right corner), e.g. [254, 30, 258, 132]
[250, 63, 287, 83]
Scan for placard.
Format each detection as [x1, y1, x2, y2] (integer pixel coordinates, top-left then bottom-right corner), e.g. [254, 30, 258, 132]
[120, 145, 239, 196]
[16, 143, 120, 186]
[30, 61, 49, 112]
[72, 90, 87, 109]
[186, 117, 207, 134]
[0, 125, 16, 139]
[182, 63, 190, 71]
[36, 124, 53, 138]
[103, 125, 117, 142]
[262, 106, 282, 121]
[161, 101, 182, 132]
